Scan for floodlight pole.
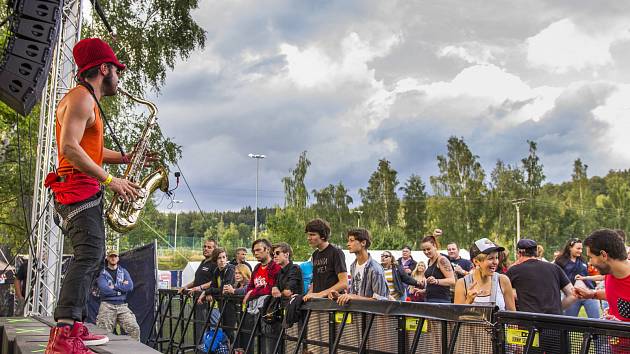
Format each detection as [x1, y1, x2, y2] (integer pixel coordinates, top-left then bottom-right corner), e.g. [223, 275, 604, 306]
[248, 154, 266, 239]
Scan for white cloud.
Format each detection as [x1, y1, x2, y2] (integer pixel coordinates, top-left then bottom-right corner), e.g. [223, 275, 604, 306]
[592, 84, 630, 164]
[438, 44, 497, 65]
[526, 18, 630, 73]
[279, 32, 401, 89]
[151, 2, 630, 210]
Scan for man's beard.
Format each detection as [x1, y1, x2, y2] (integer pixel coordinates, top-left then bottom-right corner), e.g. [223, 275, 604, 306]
[595, 263, 611, 275]
[102, 72, 117, 96]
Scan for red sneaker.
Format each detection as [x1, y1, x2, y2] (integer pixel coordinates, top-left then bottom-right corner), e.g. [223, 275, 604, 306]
[73, 322, 109, 346]
[45, 325, 95, 354]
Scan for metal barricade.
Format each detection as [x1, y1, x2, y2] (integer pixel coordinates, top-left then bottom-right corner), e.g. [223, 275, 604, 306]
[150, 290, 497, 354]
[495, 310, 630, 354]
[286, 298, 496, 354]
[151, 289, 630, 354]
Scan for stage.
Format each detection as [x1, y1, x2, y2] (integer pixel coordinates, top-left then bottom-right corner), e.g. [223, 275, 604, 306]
[0, 317, 160, 354]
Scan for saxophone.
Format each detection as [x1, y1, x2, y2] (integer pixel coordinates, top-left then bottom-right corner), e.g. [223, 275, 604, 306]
[105, 88, 169, 233]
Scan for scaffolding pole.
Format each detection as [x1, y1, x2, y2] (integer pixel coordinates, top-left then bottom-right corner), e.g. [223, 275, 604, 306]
[25, 0, 83, 317]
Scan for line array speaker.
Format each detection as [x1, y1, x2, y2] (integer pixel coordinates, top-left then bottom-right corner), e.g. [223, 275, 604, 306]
[0, 0, 62, 116]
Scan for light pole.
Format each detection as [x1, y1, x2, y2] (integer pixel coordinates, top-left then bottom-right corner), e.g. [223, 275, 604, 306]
[248, 153, 266, 240]
[352, 210, 364, 227]
[173, 200, 183, 250]
[512, 198, 526, 253]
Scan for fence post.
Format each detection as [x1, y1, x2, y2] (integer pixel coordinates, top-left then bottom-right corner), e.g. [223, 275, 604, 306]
[328, 312, 335, 354]
[357, 313, 374, 354]
[441, 320, 448, 354]
[397, 316, 406, 354]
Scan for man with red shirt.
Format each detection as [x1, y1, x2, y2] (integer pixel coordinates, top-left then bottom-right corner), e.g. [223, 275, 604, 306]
[243, 239, 281, 303]
[238, 239, 280, 353]
[575, 229, 630, 353]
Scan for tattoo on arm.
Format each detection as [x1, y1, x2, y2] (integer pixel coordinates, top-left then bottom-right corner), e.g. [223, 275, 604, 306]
[438, 256, 453, 275]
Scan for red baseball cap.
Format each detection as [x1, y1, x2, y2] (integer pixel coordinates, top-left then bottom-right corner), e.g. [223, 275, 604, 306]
[73, 38, 126, 76]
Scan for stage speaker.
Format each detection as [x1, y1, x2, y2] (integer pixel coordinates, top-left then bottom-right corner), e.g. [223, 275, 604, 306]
[0, 0, 62, 116]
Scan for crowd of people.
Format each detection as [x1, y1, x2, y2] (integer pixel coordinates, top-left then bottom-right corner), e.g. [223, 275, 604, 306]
[175, 218, 629, 353]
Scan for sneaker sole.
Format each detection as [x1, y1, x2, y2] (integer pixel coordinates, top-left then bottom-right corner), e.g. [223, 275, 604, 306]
[82, 336, 109, 346]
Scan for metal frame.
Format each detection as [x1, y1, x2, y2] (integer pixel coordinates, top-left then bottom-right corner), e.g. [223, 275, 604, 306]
[26, 0, 83, 317]
[495, 310, 630, 354]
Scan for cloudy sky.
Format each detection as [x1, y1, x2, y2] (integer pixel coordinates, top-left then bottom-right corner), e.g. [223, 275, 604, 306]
[149, 0, 630, 212]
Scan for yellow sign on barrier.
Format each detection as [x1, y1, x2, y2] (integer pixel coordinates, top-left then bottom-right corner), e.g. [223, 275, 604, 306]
[405, 318, 428, 332]
[506, 328, 539, 347]
[334, 312, 352, 324]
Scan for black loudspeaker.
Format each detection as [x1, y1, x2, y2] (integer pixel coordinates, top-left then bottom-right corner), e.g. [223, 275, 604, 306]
[0, 0, 62, 116]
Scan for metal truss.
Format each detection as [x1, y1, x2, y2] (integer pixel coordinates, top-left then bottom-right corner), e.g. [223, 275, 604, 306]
[25, 0, 83, 317]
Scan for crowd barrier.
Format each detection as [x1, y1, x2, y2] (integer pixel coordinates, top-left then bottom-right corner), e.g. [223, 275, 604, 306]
[147, 289, 630, 354]
[495, 310, 630, 354]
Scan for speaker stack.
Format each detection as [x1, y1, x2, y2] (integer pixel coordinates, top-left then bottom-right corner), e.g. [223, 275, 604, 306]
[0, 0, 62, 116]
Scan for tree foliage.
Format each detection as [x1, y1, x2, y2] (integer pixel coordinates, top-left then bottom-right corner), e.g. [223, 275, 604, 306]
[359, 159, 400, 230]
[0, 0, 205, 256]
[400, 174, 427, 242]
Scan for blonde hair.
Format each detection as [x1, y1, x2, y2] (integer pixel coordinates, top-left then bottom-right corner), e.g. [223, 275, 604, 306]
[235, 263, 251, 286]
[412, 261, 427, 281]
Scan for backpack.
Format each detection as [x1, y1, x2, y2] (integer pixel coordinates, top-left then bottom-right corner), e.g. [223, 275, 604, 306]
[200, 328, 226, 353]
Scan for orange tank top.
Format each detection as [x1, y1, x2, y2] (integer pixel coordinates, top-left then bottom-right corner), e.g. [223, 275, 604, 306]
[55, 85, 104, 176]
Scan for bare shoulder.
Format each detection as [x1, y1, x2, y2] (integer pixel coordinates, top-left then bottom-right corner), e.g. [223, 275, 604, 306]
[437, 255, 451, 268]
[58, 87, 95, 125]
[498, 274, 511, 286]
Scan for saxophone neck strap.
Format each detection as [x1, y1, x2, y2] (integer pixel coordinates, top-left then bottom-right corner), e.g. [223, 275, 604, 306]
[78, 81, 127, 157]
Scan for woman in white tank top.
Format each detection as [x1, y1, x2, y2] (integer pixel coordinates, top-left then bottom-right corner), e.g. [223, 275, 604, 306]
[454, 238, 516, 311]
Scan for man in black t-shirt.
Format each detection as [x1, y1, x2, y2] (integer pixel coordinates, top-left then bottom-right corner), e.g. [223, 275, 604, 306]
[178, 238, 217, 340]
[180, 239, 217, 295]
[303, 218, 347, 301]
[507, 239, 576, 314]
[447, 243, 473, 280]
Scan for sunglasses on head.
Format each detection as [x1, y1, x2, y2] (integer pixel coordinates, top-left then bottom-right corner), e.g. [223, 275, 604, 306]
[570, 238, 581, 246]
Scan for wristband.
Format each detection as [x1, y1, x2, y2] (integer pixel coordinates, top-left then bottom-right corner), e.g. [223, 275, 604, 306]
[101, 174, 113, 186]
[121, 154, 130, 164]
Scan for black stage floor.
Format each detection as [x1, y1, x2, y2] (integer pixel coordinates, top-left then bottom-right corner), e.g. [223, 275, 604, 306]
[0, 317, 160, 354]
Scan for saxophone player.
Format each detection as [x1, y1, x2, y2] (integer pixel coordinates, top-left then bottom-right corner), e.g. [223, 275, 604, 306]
[45, 38, 143, 354]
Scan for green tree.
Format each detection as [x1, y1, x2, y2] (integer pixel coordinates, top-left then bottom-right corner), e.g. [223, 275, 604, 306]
[486, 160, 526, 247]
[567, 158, 593, 234]
[359, 159, 400, 230]
[400, 174, 427, 241]
[522, 140, 545, 199]
[265, 208, 311, 260]
[312, 182, 353, 244]
[430, 137, 486, 245]
[282, 151, 311, 215]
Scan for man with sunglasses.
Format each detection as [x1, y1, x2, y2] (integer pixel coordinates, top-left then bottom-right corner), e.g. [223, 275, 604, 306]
[272, 243, 303, 298]
[265, 243, 302, 354]
[95, 250, 140, 340]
